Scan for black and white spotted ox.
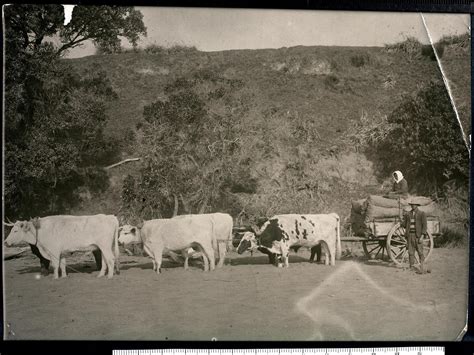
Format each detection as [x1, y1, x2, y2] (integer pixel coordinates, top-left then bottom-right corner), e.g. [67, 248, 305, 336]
[237, 231, 322, 265]
[238, 214, 341, 267]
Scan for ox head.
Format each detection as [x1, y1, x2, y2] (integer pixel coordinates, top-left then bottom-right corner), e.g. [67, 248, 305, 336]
[118, 224, 141, 245]
[4, 220, 37, 246]
[237, 231, 258, 254]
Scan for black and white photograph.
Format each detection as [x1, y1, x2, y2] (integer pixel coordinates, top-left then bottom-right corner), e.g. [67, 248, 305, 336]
[2, 5, 470, 341]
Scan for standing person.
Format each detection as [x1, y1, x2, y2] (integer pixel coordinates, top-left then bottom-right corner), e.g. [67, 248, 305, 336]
[389, 170, 409, 198]
[404, 197, 428, 274]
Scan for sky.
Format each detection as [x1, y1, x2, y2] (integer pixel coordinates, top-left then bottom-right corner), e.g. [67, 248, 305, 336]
[67, 8, 470, 58]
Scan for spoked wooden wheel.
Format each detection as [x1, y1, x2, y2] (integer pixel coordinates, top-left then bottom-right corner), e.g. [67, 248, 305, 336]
[386, 222, 434, 266]
[362, 239, 388, 260]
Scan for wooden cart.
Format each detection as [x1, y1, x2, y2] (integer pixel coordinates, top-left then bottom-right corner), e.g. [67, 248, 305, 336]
[344, 215, 441, 266]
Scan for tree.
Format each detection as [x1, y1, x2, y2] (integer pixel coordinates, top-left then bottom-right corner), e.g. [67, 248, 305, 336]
[122, 73, 252, 220]
[4, 61, 119, 217]
[4, 4, 147, 57]
[373, 81, 469, 194]
[4, 5, 146, 218]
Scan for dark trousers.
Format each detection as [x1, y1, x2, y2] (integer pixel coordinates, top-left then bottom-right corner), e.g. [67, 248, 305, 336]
[407, 232, 424, 266]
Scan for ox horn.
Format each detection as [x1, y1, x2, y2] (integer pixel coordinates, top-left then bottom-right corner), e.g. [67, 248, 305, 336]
[250, 224, 262, 236]
[3, 217, 15, 227]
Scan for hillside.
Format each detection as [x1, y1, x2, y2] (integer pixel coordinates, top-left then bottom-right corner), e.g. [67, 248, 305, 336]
[67, 39, 470, 225]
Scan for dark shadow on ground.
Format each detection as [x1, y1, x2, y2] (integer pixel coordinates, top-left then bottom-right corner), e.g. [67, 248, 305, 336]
[16, 262, 99, 275]
[230, 254, 313, 266]
[337, 255, 403, 269]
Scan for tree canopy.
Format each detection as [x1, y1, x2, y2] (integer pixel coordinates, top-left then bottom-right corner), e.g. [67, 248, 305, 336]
[4, 5, 147, 218]
[4, 4, 147, 57]
[120, 72, 255, 221]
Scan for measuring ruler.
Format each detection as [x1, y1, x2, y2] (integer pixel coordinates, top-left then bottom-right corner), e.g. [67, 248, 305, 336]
[113, 348, 445, 355]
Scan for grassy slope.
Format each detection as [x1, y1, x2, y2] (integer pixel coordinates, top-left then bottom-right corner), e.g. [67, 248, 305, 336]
[67, 43, 470, 223]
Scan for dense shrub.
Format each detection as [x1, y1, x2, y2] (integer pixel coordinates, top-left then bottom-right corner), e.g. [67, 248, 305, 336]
[385, 37, 422, 57]
[344, 111, 394, 152]
[144, 44, 166, 55]
[121, 73, 252, 218]
[373, 82, 468, 194]
[324, 74, 340, 89]
[421, 44, 445, 60]
[144, 44, 198, 56]
[350, 54, 369, 67]
[434, 225, 467, 248]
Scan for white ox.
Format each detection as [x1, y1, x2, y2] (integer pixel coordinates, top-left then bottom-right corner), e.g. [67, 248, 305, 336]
[119, 215, 217, 274]
[4, 215, 120, 279]
[173, 213, 233, 267]
[119, 213, 233, 271]
[239, 214, 341, 267]
[118, 221, 202, 271]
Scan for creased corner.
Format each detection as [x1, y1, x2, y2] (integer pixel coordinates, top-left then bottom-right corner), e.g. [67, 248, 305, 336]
[419, 13, 471, 156]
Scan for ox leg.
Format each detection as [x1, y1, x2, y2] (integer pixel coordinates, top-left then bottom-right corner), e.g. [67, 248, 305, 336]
[143, 244, 157, 271]
[207, 245, 215, 271]
[280, 245, 290, 268]
[155, 253, 163, 274]
[321, 242, 331, 266]
[194, 245, 209, 271]
[51, 258, 60, 280]
[268, 253, 277, 265]
[198, 242, 215, 271]
[201, 253, 209, 271]
[330, 244, 336, 266]
[59, 257, 67, 278]
[217, 241, 226, 268]
[309, 245, 322, 263]
[149, 244, 163, 274]
[98, 254, 107, 278]
[182, 250, 190, 271]
[30, 244, 50, 276]
[100, 248, 115, 279]
[92, 249, 102, 271]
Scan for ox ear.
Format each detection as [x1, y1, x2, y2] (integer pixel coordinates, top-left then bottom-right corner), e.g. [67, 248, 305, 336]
[21, 221, 31, 231]
[256, 217, 269, 227]
[136, 220, 144, 229]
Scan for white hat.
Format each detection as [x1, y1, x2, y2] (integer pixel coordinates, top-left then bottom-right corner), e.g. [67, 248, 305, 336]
[407, 196, 422, 206]
[392, 171, 403, 183]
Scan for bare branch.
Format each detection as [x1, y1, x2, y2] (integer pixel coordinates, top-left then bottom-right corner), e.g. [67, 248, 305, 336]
[104, 158, 140, 170]
[55, 36, 90, 56]
[199, 194, 209, 214]
[172, 194, 179, 217]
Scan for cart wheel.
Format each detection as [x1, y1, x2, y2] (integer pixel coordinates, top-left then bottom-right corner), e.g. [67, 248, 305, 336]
[386, 222, 434, 266]
[362, 239, 387, 260]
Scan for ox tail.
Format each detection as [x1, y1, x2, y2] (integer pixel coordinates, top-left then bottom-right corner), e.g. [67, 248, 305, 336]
[334, 213, 341, 260]
[114, 221, 120, 275]
[210, 219, 218, 252]
[227, 222, 234, 252]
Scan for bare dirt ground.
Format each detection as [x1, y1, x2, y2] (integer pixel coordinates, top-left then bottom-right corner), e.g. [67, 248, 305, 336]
[3, 247, 468, 341]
